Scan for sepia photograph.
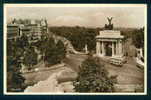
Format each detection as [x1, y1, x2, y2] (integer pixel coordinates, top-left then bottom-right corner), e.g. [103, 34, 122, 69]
[3, 4, 147, 95]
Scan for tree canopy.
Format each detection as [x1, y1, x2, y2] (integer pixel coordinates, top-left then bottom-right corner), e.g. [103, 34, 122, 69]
[132, 28, 144, 48]
[44, 38, 66, 66]
[73, 57, 117, 92]
[49, 26, 98, 52]
[23, 46, 38, 70]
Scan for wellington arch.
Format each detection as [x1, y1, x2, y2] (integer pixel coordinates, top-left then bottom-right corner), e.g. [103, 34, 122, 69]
[96, 30, 124, 57]
[95, 17, 124, 58]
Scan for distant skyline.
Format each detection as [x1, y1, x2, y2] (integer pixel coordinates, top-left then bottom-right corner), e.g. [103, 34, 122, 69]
[5, 4, 146, 28]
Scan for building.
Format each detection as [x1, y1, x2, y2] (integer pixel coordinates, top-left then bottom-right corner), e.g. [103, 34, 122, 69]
[96, 30, 124, 57]
[40, 19, 48, 34]
[96, 17, 124, 58]
[29, 23, 41, 39]
[19, 26, 31, 37]
[7, 19, 48, 41]
[7, 24, 20, 40]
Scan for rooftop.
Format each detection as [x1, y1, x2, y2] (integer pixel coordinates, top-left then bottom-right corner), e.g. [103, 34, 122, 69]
[7, 24, 18, 27]
[96, 30, 124, 39]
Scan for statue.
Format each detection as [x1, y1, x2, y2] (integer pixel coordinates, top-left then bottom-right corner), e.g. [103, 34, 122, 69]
[104, 17, 114, 30]
[107, 17, 113, 26]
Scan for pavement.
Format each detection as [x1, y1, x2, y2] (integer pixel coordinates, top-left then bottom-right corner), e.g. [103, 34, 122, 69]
[24, 66, 77, 93]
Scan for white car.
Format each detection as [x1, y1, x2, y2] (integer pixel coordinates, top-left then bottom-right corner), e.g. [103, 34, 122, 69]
[136, 57, 144, 69]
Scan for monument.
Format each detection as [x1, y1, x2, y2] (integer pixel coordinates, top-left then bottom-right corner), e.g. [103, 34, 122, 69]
[96, 17, 124, 57]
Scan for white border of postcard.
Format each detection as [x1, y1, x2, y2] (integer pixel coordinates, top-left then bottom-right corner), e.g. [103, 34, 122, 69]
[3, 4, 147, 95]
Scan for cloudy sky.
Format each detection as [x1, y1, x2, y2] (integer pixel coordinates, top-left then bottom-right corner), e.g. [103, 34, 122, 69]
[5, 4, 146, 28]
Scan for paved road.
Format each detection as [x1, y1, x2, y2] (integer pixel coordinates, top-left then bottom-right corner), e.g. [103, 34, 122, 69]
[64, 54, 88, 72]
[64, 54, 144, 85]
[104, 57, 144, 85]
[24, 54, 144, 92]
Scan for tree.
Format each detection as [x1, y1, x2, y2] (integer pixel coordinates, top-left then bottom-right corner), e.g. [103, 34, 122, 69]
[7, 35, 30, 92]
[7, 38, 26, 92]
[56, 40, 66, 61]
[7, 56, 25, 92]
[19, 34, 29, 49]
[132, 28, 144, 48]
[7, 39, 24, 59]
[44, 37, 57, 66]
[44, 38, 66, 66]
[44, 45, 59, 66]
[84, 29, 96, 51]
[49, 26, 97, 52]
[35, 34, 48, 61]
[73, 57, 117, 92]
[23, 47, 38, 70]
[7, 39, 24, 70]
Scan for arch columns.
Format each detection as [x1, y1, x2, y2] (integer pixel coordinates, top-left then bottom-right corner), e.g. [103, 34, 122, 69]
[101, 41, 105, 56]
[112, 42, 115, 56]
[116, 41, 119, 55]
[96, 39, 123, 57]
[119, 40, 122, 56]
[96, 41, 101, 55]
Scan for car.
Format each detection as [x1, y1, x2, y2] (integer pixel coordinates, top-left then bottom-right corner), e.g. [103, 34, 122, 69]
[136, 57, 144, 69]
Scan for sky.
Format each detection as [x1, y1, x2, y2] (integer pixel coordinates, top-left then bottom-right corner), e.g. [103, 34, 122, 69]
[5, 4, 146, 28]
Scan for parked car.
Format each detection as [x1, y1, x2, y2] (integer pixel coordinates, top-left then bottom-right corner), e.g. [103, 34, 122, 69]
[136, 57, 144, 69]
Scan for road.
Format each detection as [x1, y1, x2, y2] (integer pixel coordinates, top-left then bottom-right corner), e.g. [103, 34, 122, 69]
[24, 54, 144, 92]
[102, 57, 144, 85]
[64, 54, 144, 85]
[64, 54, 88, 72]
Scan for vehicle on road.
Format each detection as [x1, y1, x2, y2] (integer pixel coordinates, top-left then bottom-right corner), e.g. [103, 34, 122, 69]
[136, 57, 144, 69]
[109, 56, 127, 67]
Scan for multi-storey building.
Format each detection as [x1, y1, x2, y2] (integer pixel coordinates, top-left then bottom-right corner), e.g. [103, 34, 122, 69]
[7, 24, 20, 40]
[40, 19, 48, 34]
[7, 19, 48, 41]
[19, 26, 31, 37]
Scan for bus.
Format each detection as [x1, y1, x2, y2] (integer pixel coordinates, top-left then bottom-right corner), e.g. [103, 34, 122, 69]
[109, 57, 126, 67]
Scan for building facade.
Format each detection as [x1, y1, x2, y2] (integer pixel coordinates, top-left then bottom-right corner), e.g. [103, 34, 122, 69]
[7, 19, 48, 41]
[7, 24, 20, 40]
[96, 30, 124, 57]
[96, 17, 124, 58]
